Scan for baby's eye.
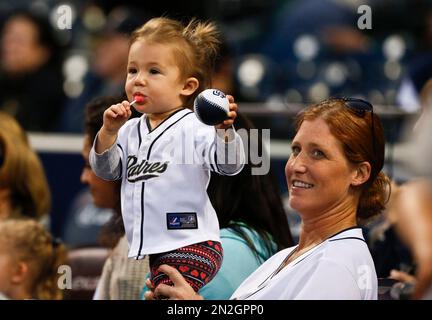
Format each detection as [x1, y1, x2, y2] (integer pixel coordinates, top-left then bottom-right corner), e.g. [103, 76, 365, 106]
[149, 68, 160, 75]
[128, 67, 137, 74]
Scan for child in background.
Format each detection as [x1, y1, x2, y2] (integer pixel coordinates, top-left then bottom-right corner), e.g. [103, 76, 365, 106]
[0, 219, 67, 300]
[90, 17, 244, 294]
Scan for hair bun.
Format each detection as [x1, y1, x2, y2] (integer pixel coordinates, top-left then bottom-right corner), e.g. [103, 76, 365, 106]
[357, 172, 391, 223]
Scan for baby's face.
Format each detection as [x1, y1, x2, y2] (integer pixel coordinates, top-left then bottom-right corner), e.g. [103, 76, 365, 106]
[125, 39, 186, 115]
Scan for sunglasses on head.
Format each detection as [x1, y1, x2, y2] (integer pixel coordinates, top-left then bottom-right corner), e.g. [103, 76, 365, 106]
[341, 97, 373, 116]
[339, 97, 376, 165]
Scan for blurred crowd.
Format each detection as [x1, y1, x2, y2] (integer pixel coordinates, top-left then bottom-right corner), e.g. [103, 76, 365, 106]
[2, 0, 432, 133]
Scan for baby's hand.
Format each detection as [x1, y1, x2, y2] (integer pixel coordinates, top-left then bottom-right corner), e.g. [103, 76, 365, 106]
[215, 95, 237, 130]
[102, 101, 132, 134]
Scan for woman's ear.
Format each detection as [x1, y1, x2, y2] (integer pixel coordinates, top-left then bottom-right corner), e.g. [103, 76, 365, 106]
[180, 77, 199, 97]
[351, 161, 371, 187]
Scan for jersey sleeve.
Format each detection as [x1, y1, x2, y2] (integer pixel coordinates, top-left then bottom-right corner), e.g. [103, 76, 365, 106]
[89, 121, 133, 181]
[200, 126, 245, 176]
[89, 133, 123, 181]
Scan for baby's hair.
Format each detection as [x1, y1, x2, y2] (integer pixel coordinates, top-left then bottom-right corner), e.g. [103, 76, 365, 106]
[130, 17, 221, 108]
[0, 219, 67, 299]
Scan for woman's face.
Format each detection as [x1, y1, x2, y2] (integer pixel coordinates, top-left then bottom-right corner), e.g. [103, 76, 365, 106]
[285, 118, 358, 217]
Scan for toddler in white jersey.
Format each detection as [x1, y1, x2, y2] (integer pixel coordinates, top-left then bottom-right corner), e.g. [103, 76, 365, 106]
[90, 17, 244, 293]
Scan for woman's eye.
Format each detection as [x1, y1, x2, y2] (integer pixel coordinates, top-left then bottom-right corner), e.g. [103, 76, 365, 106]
[291, 146, 300, 155]
[312, 149, 325, 158]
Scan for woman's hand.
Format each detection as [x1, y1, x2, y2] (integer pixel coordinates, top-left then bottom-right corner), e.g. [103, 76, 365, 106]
[143, 265, 204, 300]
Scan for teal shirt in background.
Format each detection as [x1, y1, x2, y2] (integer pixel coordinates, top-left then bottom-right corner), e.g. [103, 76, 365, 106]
[140, 224, 276, 300]
[200, 226, 276, 300]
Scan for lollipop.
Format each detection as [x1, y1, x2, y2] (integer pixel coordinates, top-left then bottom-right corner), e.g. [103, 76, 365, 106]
[130, 95, 145, 106]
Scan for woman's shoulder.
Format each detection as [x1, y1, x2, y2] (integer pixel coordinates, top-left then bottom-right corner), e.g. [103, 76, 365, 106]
[324, 227, 369, 253]
[320, 227, 375, 271]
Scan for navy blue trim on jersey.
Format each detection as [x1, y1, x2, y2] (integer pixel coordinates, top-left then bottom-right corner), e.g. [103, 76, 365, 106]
[136, 182, 145, 259]
[329, 237, 366, 243]
[328, 226, 361, 239]
[145, 116, 152, 132]
[232, 285, 266, 301]
[137, 121, 142, 148]
[117, 144, 124, 179]
[146, 111, 193, 160]
[146, 108, 186, 134]
[207, 142, 216, 172]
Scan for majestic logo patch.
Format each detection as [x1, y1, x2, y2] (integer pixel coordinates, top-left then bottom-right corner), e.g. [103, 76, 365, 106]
[167, 213, 198, 230]
[127, 155, 168, 182]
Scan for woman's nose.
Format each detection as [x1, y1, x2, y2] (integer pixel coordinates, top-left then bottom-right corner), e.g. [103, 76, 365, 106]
[288, 153, 307, 174]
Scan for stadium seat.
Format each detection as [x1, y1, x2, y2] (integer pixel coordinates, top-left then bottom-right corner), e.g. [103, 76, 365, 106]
[63, 247, 109, 300]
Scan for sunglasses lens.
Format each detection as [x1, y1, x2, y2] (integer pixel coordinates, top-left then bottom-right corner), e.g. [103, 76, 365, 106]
[343, 99, 373, 116]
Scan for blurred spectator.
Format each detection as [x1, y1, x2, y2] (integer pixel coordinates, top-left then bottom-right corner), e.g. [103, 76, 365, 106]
[0, 111, 51, 223]
[396, 4, 432, 111]
[74, 95, 149, 299]
[0, 10, 66, 132]
[262, 0, 368, 63]
[367, 181, 415, 279]
[0, 219, 67, 300]
[383, 81, 432, 299]
[59, 6, 150, 132]
[390, 180, 432, 299]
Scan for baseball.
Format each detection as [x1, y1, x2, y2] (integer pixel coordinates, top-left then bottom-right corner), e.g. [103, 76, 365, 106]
[193, 89, 230, 126]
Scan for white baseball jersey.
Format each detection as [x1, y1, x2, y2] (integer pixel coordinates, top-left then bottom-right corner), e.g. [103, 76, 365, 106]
[90, 108, 245, 258]
[230, 227, 378, 300]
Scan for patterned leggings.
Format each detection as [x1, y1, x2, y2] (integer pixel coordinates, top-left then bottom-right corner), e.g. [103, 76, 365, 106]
[149, 240, 223, 292]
